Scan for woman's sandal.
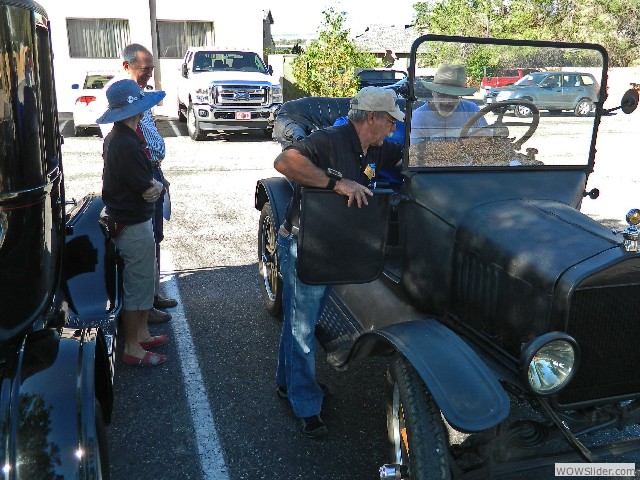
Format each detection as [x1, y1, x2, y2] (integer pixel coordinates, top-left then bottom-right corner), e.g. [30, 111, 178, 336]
[122, 351, 166, 366]
[139, 335, 168, 350]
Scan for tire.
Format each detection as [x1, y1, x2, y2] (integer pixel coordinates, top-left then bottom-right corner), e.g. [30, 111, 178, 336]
[574, 98, 593, 117]
[263, 128, 273, 139]
[385, 354, 451, 480]
[177, 102, 187, 122]
[514, 104, 533, 118]
[258, 202, 282, 316]
[95, 399, 110, 480]
[187, 104, 206, 141]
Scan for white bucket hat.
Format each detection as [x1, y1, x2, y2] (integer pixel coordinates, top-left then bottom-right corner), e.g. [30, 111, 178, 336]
[424, 64, 477, 96]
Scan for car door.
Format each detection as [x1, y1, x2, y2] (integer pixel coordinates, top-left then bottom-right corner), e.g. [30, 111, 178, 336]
[559, 74, 582, 109]
[536, 73, 562, 109]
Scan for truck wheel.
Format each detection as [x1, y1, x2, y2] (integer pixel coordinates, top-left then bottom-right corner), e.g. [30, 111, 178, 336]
[187, 104, 206, 141]
[258, 202, 282, 316]
[95, 399, 111, 480]
[385, 354, 451, 480]
[177, 102, 186, 122]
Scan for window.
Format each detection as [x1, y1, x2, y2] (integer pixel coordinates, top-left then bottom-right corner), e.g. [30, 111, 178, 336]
[67, 18, 130, 58]
[157, 21, 214, 59]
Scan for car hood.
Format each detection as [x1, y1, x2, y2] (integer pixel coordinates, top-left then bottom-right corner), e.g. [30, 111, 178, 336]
[192, 70, 278, 85]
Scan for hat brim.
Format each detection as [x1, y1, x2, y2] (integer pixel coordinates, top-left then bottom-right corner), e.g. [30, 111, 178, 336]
[424, 82, 477, 96]
[96, 90, 166, 124]
[389, 106, 405, 122]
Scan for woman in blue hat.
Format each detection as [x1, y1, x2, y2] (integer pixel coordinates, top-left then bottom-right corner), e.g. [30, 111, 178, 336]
[97, 79, 168, 366]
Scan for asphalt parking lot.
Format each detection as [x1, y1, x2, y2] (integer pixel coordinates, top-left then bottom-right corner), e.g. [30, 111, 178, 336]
[60, 108, 640, 479]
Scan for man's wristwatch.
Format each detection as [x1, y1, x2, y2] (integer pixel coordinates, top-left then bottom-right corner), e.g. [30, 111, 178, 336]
[325, 168, 342, 190]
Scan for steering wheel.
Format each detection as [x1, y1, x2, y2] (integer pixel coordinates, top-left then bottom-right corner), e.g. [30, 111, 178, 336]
[460, 100, 540, 149]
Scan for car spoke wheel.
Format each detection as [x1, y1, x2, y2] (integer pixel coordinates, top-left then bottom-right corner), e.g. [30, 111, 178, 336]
[258, 202, 282, 316]
[574, 99, 593, 117]
[514, 104, 533, 118]
[385, 354, 451, 480]
[187, 104, 206, 141]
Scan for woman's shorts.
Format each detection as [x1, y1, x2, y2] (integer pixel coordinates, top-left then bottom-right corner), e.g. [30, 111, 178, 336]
[114, 219, 156, 311]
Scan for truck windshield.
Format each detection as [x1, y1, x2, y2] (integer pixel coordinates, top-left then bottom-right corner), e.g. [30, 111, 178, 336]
[193, 51, 266, 73]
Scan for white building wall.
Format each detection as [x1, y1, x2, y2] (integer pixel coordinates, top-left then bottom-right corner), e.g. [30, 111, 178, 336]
[38, 1, 266, 116]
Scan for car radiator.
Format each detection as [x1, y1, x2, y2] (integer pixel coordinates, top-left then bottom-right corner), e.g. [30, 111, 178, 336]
[558, 283, 640, 407]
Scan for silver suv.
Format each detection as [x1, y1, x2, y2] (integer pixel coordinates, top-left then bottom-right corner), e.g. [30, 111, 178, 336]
[490, 71, 600, 117]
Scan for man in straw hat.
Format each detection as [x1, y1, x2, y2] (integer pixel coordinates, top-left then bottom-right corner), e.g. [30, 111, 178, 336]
[273, 86, 404, 438]
[97, 79, 168, 366]
[411, 63, 487, 142]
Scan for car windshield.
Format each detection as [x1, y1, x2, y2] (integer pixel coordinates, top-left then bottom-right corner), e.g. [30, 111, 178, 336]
[193, 51, 267, 73]
[514, 72, 546, 86]
[83, 74, 114, 89]
[406, 37, 605, 170]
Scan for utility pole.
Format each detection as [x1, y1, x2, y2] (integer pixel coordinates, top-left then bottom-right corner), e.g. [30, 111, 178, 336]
[149, 0, 162, 93]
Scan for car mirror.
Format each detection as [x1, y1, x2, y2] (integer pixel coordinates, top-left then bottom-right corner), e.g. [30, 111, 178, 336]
[267, 65, 273, 75]
[296, 188, 391, 285]
[621, 88, 639, 114]
[603, 88, 639, 116]
[181, 64, 188, 78]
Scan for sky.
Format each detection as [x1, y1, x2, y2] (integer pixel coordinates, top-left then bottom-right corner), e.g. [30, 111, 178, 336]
[264, 0, 417, 38]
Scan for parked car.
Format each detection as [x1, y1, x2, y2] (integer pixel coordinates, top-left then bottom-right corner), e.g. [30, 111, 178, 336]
[177, 46, 283, 140]
[383, 75, 434, 101]
[486, 71, 600, 117]
[71, 71, 116, 135]
[256, 34, 640, 479]
[480, 67, 540, 90]
[1, 1, 120, 477]
[356, 68, 408, 88]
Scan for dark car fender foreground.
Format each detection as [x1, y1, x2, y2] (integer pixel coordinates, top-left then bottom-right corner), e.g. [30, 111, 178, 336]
[0, 326, 111, 479]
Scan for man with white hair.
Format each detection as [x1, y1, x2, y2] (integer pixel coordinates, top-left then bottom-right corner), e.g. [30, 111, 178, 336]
[411, 63, 487, 141]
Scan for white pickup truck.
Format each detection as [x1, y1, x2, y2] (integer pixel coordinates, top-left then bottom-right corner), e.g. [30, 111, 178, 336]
[177, 47, 283, 140]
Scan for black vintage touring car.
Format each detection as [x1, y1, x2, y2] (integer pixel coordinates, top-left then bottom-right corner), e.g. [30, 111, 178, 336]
[256, 35, 640, 479]
[0, 1, 119, 478]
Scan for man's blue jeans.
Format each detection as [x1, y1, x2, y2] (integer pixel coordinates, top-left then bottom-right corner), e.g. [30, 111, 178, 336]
[275, 232, 327, 418]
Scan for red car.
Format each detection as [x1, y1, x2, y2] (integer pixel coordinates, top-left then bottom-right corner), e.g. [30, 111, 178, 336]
[481, 67, 540, 89]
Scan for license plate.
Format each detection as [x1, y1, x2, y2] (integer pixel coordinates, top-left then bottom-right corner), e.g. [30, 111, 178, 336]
[486, 98, 493, 104]
[235, 112, 251, 120]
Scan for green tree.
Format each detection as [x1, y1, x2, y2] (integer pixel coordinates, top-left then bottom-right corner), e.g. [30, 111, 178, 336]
[292, 8, 377, 97]
[413, 0, 640, 66]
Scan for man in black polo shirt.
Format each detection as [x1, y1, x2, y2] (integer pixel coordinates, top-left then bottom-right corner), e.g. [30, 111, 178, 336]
[273, 87, 404, 438]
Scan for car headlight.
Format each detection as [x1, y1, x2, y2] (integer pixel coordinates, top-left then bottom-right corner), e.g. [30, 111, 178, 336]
[520, 332, 579, 395]
[272, 85, 283, 104]
[194, 87, 209, 104]
[496, 90, 514, 102]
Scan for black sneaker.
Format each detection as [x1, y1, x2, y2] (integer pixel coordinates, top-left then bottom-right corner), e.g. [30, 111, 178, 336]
[300, 415, 328, 439]
[277, 383, 330, 399]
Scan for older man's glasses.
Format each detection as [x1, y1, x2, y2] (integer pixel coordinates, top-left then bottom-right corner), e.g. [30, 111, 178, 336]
[380, 114, 397, 126]
[130, 63, 155, 73]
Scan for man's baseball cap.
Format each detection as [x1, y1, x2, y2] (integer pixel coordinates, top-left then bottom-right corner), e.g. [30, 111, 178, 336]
[350, 86, 405, 121]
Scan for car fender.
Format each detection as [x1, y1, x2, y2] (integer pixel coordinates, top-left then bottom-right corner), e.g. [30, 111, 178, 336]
[349, 319, 510, 432]
[64, 194, 120, 351]
[255, 176, 293, 230]
[1, 327, 111, 479]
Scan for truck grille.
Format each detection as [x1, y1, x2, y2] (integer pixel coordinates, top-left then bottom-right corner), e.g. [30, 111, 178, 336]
[211, 84, 270, 108]
[557, 284, 640, 406]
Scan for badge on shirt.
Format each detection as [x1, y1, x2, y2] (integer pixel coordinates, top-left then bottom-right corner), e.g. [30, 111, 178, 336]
[364, 163, 376, 180]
